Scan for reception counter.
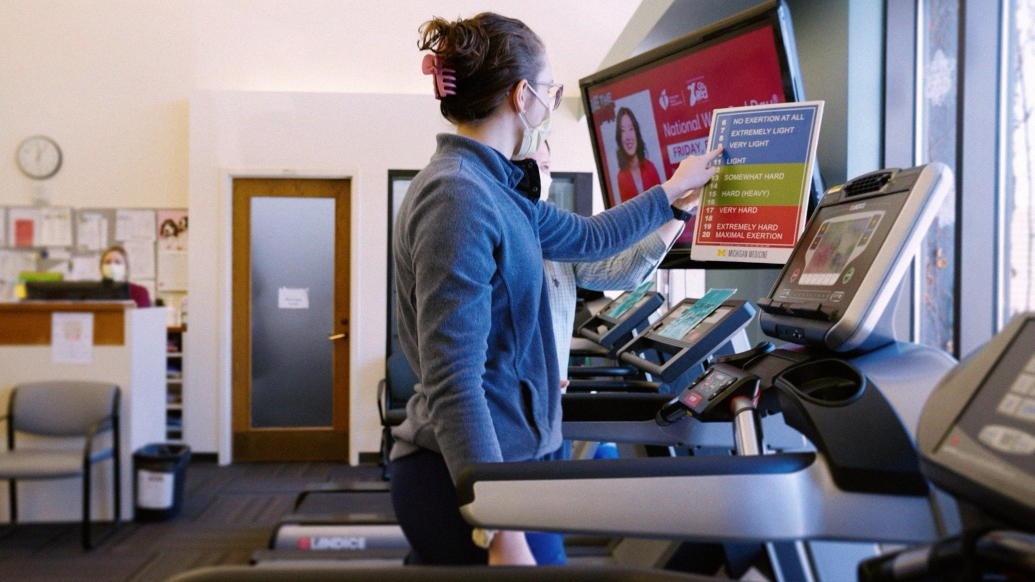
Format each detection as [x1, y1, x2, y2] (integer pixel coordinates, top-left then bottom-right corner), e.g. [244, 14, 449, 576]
[0, 302, 167, 522]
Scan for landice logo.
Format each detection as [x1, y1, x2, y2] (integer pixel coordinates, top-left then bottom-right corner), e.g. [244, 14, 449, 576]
[688, 79, 709, 107]
[659, 90, 670, 110]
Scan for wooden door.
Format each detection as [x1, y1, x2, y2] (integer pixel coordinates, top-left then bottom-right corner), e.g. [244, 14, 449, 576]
[232, 178, 351, 461]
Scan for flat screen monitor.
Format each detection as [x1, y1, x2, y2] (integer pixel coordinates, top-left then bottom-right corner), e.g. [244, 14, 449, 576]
[580, 0, 820, 269]
[25, 281, 130, 301]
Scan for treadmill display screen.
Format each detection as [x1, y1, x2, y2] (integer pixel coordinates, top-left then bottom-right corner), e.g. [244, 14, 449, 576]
[603, 280, 654, 320]
[939, 321, 1035, 488]
[771, 191, 908, 314]
[656, 306, 732, 345]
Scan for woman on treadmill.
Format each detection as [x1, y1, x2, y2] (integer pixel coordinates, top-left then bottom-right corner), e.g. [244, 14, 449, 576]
[390, 12, 721, 566]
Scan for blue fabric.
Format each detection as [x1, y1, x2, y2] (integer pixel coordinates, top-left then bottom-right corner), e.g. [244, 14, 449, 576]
[391, 133, 671, 481]
[525, 531, 567, 565]
[593, 442, 620, 459]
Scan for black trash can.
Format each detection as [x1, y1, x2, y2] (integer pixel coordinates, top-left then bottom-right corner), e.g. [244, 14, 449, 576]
[133, 443, 191, 522]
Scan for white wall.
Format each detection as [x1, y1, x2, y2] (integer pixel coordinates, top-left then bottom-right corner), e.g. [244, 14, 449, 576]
[189, 91, 598, 462]
[0, 0, 628, 462]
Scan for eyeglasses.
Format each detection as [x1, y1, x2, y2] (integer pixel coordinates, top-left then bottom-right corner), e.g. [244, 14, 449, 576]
[529, 81, 565, 111]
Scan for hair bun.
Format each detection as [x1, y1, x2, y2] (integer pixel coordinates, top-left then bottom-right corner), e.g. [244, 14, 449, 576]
[418, 13, 544, 124]
[419, 17, 489, 78]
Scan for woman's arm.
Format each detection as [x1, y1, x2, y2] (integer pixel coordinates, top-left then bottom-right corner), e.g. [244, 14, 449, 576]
[539, 149, 720, 263]
[407, 175, 505, 479]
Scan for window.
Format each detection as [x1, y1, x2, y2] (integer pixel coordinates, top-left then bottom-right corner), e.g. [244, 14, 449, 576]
[1003, 0, 1035, 321]
[916, 0, 959, 353]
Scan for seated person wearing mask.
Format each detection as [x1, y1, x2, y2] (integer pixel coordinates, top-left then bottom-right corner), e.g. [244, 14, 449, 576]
[100, 245, 151, 308]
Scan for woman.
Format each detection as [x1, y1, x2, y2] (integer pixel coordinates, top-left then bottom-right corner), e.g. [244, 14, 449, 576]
[615, 107, 663, 202]
[100, 246, 150, 307]
[391, 12, 721, 566]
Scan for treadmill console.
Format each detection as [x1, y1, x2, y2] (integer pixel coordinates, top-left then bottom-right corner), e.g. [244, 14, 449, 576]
[917, 313, 1035, 529]
[758, 164, 953, 352]
[618, 298, 756, 387]
[656, 363, 761, 426]
[578, 281, 664, 351]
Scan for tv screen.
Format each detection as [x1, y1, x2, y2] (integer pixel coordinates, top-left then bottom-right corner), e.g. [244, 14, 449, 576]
[580, 0, 820, 269]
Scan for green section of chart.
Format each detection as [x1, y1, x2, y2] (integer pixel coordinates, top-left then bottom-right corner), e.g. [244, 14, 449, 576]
[702, 163, 806, 207]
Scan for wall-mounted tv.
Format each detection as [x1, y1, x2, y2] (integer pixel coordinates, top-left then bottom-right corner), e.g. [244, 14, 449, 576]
[580, 0, 821, 269]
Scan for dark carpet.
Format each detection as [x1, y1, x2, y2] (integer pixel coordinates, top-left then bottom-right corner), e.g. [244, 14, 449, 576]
[0, 461, 385, 582]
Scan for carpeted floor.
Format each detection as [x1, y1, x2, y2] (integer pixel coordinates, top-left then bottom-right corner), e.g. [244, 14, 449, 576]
[0, 461, 385, 582]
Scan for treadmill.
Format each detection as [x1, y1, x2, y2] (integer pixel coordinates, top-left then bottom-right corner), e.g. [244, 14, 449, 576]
[858, 311, 1035, 581]
[455, 164, 959, 580]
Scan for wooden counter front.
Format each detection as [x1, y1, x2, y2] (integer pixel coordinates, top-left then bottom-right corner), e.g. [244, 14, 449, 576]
[0, 302, 132, 346]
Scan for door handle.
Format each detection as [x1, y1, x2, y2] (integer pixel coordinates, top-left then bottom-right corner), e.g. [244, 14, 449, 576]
[328, 333, 348, 341]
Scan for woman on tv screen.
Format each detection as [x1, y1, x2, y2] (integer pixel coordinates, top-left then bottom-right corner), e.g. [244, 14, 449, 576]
[615, 107, 663, 202]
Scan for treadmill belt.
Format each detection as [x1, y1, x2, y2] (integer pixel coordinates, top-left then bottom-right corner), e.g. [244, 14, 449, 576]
[295, 490, 396, 519]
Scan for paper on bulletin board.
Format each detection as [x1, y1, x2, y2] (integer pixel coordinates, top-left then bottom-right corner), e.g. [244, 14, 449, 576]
[69, 254, 101, 281]
[692, 101, 824, 265]
[38, 207, 73, 247]
[115, 209, 156, 242]
[76, 212, 109, 251]
[51, 312, 94, 364]
[8, 208, 41, 247]
[123, 240, 155, 280]
[156, 209, 188, 252]
[0, 250, 38, 283]
[157, 250, 188, 291]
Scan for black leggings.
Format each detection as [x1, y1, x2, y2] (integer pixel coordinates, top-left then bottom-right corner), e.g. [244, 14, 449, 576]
[390, 449, 488, 564]
[390, 449, 566, 565]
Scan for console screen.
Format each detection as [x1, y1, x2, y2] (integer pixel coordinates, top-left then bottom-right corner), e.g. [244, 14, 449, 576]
[801, 212, 884, 286]
[656, 306, 732, 345]
[770, 192, 907, 313]
[941, 321, 1035, 483]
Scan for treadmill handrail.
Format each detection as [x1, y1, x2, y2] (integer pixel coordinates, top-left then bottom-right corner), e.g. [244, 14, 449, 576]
[454, 453, 816, 507]
[562, 392, 673, 422]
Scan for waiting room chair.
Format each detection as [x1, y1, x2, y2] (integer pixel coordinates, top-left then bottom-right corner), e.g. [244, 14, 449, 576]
[377, 352, 419, 478]
[0, 381, 121, 550]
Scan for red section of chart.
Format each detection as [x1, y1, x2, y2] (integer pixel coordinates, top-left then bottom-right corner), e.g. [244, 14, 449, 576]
[695, 205, 801, 248]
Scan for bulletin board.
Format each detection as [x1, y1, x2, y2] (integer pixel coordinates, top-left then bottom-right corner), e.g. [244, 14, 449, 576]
[0, 206, 188, 305]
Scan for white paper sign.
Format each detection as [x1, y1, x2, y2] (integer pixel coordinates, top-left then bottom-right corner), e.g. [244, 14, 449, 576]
[278, 287, 309, 309]
[115, 209, 156, 242]
[136, 469, 174, 509]
[39, 207, 73, 247]
[69, 254, 101, 281]
[76, 213, 109, 251]
[157, 250, 188, 291]
[123, 240, 156, 280]
[51, 312, 94, 364]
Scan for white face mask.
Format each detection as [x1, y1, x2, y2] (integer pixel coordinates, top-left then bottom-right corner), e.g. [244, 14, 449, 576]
[102, 263, 127, 282]
[514, 85, 553, 160]
[539, 173, 553, 202]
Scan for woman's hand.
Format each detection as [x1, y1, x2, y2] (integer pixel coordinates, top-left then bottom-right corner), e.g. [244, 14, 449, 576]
[661, 146, 723, 204]
[488, 530, 537, 566]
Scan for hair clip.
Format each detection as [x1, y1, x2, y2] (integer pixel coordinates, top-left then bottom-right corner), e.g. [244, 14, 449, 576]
[422, 54, 456, 99]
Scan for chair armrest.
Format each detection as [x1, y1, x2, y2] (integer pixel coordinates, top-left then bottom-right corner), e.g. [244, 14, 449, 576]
[83, 415, 115, 464]
[377, 379, 386, 424]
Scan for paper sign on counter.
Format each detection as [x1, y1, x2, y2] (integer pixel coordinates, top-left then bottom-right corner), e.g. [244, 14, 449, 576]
[51, 312, 94, 364]
[278, 287, 309, 309]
